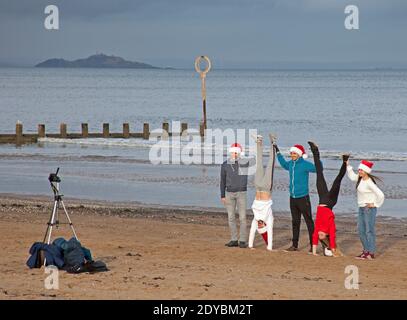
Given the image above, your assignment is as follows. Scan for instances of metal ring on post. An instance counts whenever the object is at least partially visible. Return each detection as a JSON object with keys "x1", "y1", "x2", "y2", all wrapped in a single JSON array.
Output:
[{"x1": 195, "y1": 56, "x2": 211, "y2": 77}]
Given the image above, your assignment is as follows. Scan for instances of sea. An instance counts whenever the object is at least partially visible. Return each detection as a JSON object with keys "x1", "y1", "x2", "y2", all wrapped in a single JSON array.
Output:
[{"x1": 0, "y1": 67, "x2": 406, "y2": 218}]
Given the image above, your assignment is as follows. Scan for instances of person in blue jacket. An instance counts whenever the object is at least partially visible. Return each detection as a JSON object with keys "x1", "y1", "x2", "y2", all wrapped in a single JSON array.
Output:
[{"x1": 274, "y1": 143, "x2": 320, "y2": 252}]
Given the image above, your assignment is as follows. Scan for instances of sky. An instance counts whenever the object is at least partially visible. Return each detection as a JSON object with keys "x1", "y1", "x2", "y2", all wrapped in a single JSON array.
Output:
[{"x1": 0, "y1": 0, "x2": 406, "y2": 69}]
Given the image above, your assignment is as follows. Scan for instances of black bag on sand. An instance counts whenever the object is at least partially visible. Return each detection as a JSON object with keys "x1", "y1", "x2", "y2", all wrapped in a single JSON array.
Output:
[
  {"x1": 65, "y1": 260, "x2": 109, "y2": 274},
  {"x1": 65, "y1": 263, "x2": 87, "y2": 274},
  {"x1": 61, "y1": 238, "x2": 108, "y2": 274},
  {"x1": 63, "y1": 239, "x2": 86, "y2": 268},
  {"x1": 84, "y1": 260, "x2": 109, "y2": 273}
]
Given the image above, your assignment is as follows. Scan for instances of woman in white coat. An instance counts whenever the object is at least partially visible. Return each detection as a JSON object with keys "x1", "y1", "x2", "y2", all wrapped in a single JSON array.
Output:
[{"x1": 347, "y1": 159, "x2": 385, "y2": 260}]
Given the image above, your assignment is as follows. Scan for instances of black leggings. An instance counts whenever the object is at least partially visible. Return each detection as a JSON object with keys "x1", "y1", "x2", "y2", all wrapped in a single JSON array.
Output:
[{"x1": 311, "y1": 148, "x2": 346, "y2": 210}]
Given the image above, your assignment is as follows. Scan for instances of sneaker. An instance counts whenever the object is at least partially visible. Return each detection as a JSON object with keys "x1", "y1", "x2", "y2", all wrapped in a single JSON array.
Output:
[
  {"x1": 269, "y1": 133, "x2": 277, "y2": 144},
  {"x1": 366, "y1": 252, "x2": 375, "y2": 260},
  {"x1": 251, "y1": 134, "x2": 263, "y2": 143},
  {"x1": 355, "y1": 251, "x2": 368, "y2": 260},
  {"x1": 284, "y1": 246, "x2": 298, "y2": 252},
  {"x1": 307, "y1": 141, "x2": 318, "y2": 150},
  {"x1": 307, "y1": 141, "x2": 320, "y2": 158},
  {"x1": 239, "y1": 242, "x2": 248, "y2": 248},
  {"x1": 225, "y1": 240, "x2": 239, "y2": 247}
]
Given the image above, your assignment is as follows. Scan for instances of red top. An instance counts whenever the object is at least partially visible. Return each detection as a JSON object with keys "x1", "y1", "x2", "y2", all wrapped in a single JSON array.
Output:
[{"x1": 312, "y1": 206, "x2": 336, "y2": 249}]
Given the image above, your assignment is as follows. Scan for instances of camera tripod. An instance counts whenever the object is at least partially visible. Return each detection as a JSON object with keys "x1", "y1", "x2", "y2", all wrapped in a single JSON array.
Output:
[{"x1": 43, "y1": 168, "x2": 79, "y2": 245}]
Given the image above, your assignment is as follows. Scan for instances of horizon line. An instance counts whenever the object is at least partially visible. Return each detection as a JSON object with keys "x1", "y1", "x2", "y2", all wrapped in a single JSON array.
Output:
[{"x1": 1, "y1": 65, "x2": 407, "y2": 71}]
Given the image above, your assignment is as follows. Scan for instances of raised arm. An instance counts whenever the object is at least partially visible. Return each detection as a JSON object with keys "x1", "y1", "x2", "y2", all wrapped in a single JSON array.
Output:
[
  {"x1": 266, "y1": 215, "x2": 273, "y2": 251},
  {"x1": 346, "y1": 165, "x2": 359, "y2": 182},
  {"x1": 328, "y1": 217, "x2": 337, "y2": 249},
  {"x1": 277, "y1": 152, "x2": 289, "y2": 171},
  {"x1": 248, "y1": 218, "x2": 257, "y2": 249},
  {"x1": 307, "y1": 161, "x2": 316, "y2": 173}
]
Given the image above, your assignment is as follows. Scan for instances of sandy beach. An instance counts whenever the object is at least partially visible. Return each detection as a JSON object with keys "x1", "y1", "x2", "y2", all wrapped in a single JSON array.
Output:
[{"x1": 0, "y1": 194, "x2": 406, "y2": 300}]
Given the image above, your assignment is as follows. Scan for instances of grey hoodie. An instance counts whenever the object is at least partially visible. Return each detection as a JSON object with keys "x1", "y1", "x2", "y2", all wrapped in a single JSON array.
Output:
[{"x1": 220, "y1": 158, "x2": 249, "y2": 198}]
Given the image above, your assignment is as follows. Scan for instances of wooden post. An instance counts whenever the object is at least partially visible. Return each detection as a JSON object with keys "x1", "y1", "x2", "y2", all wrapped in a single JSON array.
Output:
[
  {"x1": 203, "y1": 98, "x2": 207, "y2": 130},
  {"x1": 143, "y1": 123, "x2": 150, "y2": 140},
  {"x1": 103, "y1": 123, "x2": 110, "y2": 138},
  {"x1": 38, "y1": 124, "x2": 45, "y2": 138},
  {"x1": 123, "y1": 123, "x2": 130, "y2": 138},
  {"x1": 60, "y1": 123, "x2": 67, "y2": 138},
  {"x1": 181, "y1": 123, "x2": 188, "y2": 135},
  {"x1": 162, "y1": 122, "x2": 169, "y2": 140},
  {"x1": 195, "y1": 56, "x2": 211, "y2": 131},
  {"x1": 81, "y1": 123, "x2": 88, "y2": 138},
  {"x1": 199, "y1": 122, "x2": 205, "y2": 137},
  {"x1": 16, "y1": 122, "x2": 23, "y2": 143}
]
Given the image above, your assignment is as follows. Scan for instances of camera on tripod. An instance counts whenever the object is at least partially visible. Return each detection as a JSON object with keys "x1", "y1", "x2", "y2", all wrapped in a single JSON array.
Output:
[
  {"x1": 48, "y1": 168, "x2": 61, "y2": 195},
  {"x1": 48, "y1": 168, "x2": 61, "y2": 183},
  {"x1": 43, "y1": 167, "x2": 79, "y2": 248}
]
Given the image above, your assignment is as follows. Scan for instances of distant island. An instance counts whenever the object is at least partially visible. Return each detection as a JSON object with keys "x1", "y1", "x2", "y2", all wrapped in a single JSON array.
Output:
[{"x1": 35, "y1": 53, "x2": 164, "y2": 69}]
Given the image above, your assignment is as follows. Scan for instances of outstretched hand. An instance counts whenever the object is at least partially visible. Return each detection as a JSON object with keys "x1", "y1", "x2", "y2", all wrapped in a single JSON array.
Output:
[{"x1": 269, "y1": 134, "x2": 279, "y2": 153}]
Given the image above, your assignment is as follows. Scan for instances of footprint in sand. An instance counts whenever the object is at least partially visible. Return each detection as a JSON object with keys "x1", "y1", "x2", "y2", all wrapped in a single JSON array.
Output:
[
  {"x1": 303, "y1": 277, "x2": 324, "y2": 282},
  {"x1": 142, "y1": 281, "x2": 159, "y2": 288},
  {"x1": 125, "y1": 252, "x2": 142, "y2": 257},
  {"x1": 202, "y1": 283, "x2": 214, "y2": 288},
  {"x1": 98, "y1": 256, "x2": 117, "y2": 262}
]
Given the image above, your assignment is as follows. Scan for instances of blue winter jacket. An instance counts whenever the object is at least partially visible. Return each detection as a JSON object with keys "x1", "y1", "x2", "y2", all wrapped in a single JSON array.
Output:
[
  {"x1": 26, "y1": 242, "x2": 65, "y2": 269},
  {"x1": 277, "y1": 153, "x2": 320, "y2": 198}
]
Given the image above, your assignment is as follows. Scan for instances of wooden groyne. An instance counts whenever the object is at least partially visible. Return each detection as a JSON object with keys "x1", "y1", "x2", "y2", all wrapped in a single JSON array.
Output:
[{"x1": 0, "y1": 122, "x2": 204, "y2": 145}]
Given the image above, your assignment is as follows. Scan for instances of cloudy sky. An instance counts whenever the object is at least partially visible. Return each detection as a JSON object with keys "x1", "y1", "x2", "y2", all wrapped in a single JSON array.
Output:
[{"x1": 0, "y1": 0, "x2": 406, "y2": 68}]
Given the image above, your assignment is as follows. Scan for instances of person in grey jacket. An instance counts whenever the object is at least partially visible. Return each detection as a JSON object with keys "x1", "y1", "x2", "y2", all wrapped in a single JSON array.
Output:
[{"x1": 220, "y1": 143, "x2": 249, "y2": 248}]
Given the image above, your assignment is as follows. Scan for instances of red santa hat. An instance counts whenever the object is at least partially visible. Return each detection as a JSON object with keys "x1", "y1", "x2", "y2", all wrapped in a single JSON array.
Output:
[
  {"x1": 358, "y1": 160, "x2": 374, "y2": 174},
  {"x1": 289, "y1": 144, "x2": 308, "y2": 159},
  {"x1": 229, "y1": 143, "x2": 244, "y2": 155}
]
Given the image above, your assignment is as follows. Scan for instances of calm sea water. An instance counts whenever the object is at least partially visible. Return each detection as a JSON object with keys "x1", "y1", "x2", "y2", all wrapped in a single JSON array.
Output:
[{"x1": 0, "y1": 68, "x2": 406, "y2": 217}]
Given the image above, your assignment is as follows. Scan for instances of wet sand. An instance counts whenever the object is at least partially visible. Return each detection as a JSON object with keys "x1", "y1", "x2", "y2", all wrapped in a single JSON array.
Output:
[{"x1": 0, "y1": 194, "x2": 406, "y2": 300}]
